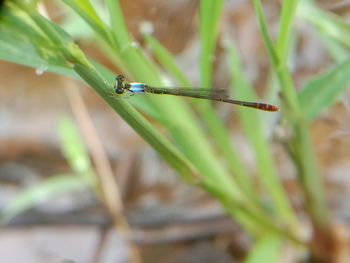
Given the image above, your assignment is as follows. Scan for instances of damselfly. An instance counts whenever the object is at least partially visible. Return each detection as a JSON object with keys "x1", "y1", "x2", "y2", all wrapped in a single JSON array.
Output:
[{"x1": 113, "y1": 75, "x2": 278, "y2": 112}]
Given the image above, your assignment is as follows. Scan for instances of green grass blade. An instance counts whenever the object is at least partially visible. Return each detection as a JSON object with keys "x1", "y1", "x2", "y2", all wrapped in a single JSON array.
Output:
[
  {"x1": 0, "y1": 3, "x2": 78, "y2": 76},
  {"x1": 144, "y1": 34, "x2": 191, "y2": 86},
  {"x1": 292, "y1": 122, "x2": 329, "y2": 227},
  {"x1": 199, "y1": 0, "x2": 224, "y2": 86},
  {"x1": 59, "y1": 118, "x2": 92, "y2": 175},
  {"x1": 320, "y1": 34, "x2": 350, "y2": 63},
  {"x1": 298, "y1": 0, "x2": 350, "y2": 50},
  {"x1": 251, "y1": 0, "x2": 279, "y2": 67},
  {"x1": 276, "y1": 0, "x2": 299, "y2": 63},
  {"x1": 299, "y1": 59, "x2": 350, "y2": 121},
  {"x1": 62, "y1": 0, "x2": 113, "y2": 44},
  {"x1": 106, "y1": 0, "x2": 131, "y2": 47},
  {"x1": 105, "y1": 0, "x2": 160, "y2": 82},
  {"x1": 252, "y1": 0, "x2": 300, "y2": 114},
  {"x1": 1, "y1": 174, "x2": 90, "y2": 224},
  {"x1": 1, "y1": 3, "x2": 51, "y2": 46},
  {"x1": 0, "y1": 29, "x2": 76, "y2": 77}
]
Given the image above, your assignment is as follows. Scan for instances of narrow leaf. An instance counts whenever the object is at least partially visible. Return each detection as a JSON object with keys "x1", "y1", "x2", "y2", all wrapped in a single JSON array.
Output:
[{"x1": 299, "y1": 59, "x2": 350, "y2": 120}]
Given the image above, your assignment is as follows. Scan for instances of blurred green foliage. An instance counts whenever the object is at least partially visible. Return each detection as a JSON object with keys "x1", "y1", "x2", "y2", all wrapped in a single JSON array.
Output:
[{"x1": 1, "y1": 0, "x2": 350, "y2": 261}]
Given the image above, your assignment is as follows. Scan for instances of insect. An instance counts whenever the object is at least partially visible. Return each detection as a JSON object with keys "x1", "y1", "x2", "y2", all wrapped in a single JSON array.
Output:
[{"x1": 113, "y1": 75, "x2": 278, "y2": 112}]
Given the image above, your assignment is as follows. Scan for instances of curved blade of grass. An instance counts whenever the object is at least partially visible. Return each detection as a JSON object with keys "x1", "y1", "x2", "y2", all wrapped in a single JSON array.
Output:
[
  {"x1": 298, "y1": 0, "x2": 350, "y2": 50},
  {"x1": 0, "y1": 27, "x2": 77, "y2": 77},
  {"x1": 297, "y1": 1, "x2": 350, "y2": 62},
  {"x1": 2, "y1": 116, "x2": 100, "y2": 224},
  {"x1": 1, "y1": 174, "x2": 90, "y2": 224},
  {"x1": 320, "y1": 34, "x2": 350, "y2": 63},
  {"x1": 1, "y1": 3, "x2": 52, "y2": 47},
  {"x1": 299, "y1": 59, "x2": 350, "y2": 121},
  {"x1": 0, "y1": 3, "x2": 78, "y2": 77},
  {"x1": 13, "y1": 2, "x2": 74, "y2": 48},
  {"x1": 62, "y1": 0, "x2": 113, "y2": 45}
]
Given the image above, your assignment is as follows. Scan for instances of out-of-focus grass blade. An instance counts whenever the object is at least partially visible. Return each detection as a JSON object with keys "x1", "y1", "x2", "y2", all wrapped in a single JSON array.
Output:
[
  {"x1": 199, "y1": 0, "x2": 224, "y2": 86},
  {"x1": 297, "y1": 0, "x2": 350, "y2": 63},
  {"x1": 11, "y1": 1, "x2": 91, "y2": 70},
  {"x1": 13, "y1": 1, "x2": 74, "y2": 47},
  {"x1": 105, "y1": 0, "x2": 160, "y2": 83},
  {"x1": 320, "y1": 34, "x2": 350, "y2": 63},
  {"x1": 106, "y1": 0, "x2": 131, "y2": 48},
  {"x1": 297, "y1": 0, "x2": 350, "y2": 62},
  {"x1": 1, "y1": 174, "x2": 89, "y2": 224},
  {"x1": 62, "y1": 0, "x2": 112, "y2": 44},
  {"x1": 144, "y1": 34, "x2": 190, "y2": 86},
  {"x1": 0, "y1": 29, "x2": 77, "y2": 77},
  {"x1": 252, "y1": 0, "x2": 300, "y2": 114},
  {"x1": 251, "y1": 0, "x2": 279, "y2": 67},
  {"x1": 59, "y1": 118, "x2": 92, "y2": 176},
  {"x1": 244, "y1": 235, "x2": 282, "y2": 263},
  {"x1": 298, "y1": 0, "x2": 350, "y2": 50},
  {"x1": 299, "y1": 59, "x2": 350, "y2": 121},
  {"x1": 1, "y1": 3, "x2": 51, "y2": 47},
  {"x1": 276, "y1": 0, "x2": 299, "y2": 63},
  {"x1": 0, "y1": 3, "x2": 77, "y2": 77}
]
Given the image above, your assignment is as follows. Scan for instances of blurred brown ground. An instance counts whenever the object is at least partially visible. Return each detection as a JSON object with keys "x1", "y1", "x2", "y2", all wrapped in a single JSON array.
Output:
[{"x1": 0, "y1": 1, "x2": 350, "y2": 262}]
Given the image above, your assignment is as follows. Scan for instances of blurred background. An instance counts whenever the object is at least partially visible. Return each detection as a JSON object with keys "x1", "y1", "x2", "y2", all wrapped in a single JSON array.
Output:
[{"x1": 1, "y1": 0, "x2": 350, "y2": 262}]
